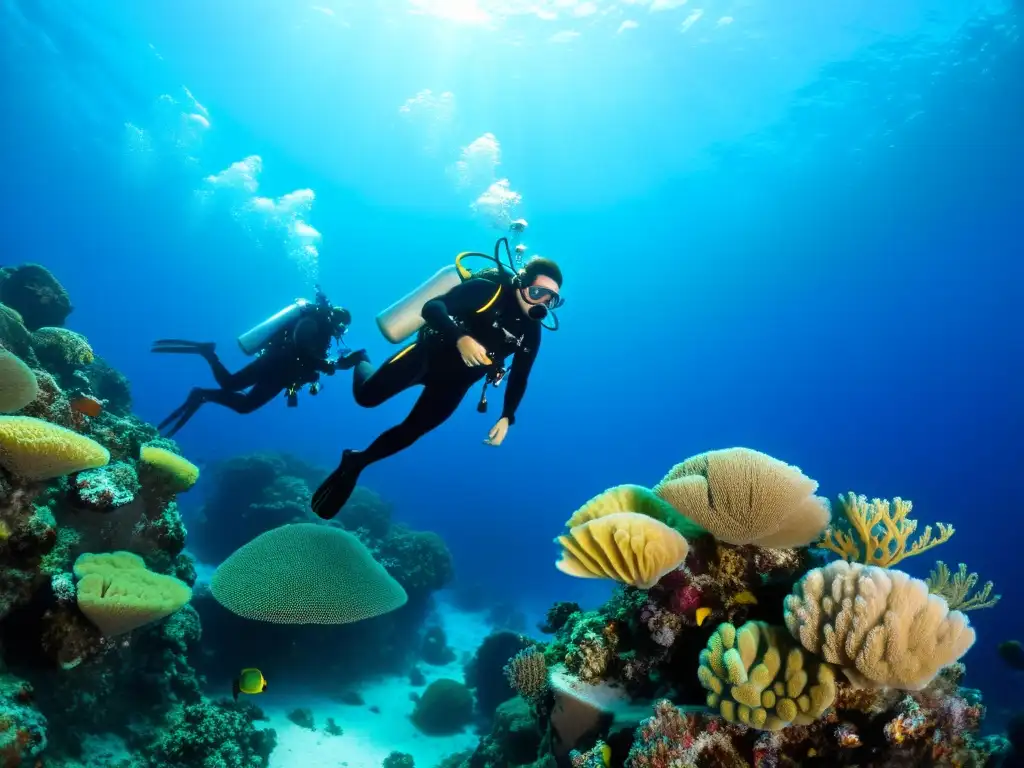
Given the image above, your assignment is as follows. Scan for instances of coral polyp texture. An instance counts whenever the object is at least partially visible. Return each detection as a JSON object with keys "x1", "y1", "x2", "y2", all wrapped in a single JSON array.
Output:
[
  {"x1": 653, "y1": 447, "x2": 831, "y2": 548},
  {"x1": 210, "y1": 523, "x2": 408, "y2": 624}
]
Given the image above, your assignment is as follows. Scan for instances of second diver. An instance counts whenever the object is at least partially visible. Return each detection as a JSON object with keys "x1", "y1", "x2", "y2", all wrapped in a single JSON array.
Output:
[{"x1": 152, "y1": 287, "x2": 362, "y2": 437}]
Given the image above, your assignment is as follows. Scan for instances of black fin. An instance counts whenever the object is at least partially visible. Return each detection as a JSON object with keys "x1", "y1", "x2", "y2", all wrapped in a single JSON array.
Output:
[
  {"x1": 232, "y1": 678, "x2": 240, "y2": 701},
  {"x1": 311, "y1": 450, "x2": 364, "y2": 520}
]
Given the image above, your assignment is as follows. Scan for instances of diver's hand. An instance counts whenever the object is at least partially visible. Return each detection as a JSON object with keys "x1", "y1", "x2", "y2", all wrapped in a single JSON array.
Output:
[
  {"x1": 484, "y1": 417, "x2": 509, "y2": 447},
  {"x1": 456, "y1": 336, "x2": 491, "y2": 367}
]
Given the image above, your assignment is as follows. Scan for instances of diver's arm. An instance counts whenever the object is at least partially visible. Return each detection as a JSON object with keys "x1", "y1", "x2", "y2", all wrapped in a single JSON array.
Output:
[
  {"x1": 500, "y1": 332, "x2": 541, "y2": 426},
  {"x1": 421, "y1": 279, "x2": 499, "y2": 341}
]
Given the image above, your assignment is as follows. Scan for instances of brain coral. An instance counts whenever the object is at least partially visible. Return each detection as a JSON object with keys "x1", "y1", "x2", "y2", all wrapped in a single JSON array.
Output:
[{"x1": 210, "y1": 523, "x2": 408, "y2": 624}]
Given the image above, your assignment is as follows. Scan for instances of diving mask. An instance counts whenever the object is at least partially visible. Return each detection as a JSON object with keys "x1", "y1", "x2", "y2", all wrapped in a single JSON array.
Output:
[{"x1": 522, "y1": 284, "x2": 564, "y2": 309}]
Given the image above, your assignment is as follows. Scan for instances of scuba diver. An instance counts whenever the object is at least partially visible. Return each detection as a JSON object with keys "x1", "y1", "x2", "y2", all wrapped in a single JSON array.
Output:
[
  {"x1": 310, "y1": 228, "x2": 564, "y2": 520},
  {"x1": 152, "y1": 287, "x2": 359, "y2": 438}
]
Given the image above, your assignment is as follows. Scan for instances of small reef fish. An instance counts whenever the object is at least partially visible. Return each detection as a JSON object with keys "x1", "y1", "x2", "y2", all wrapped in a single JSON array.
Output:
[
  {"x1": 695, "y1": 607, "x2": 712, "y2": 626},
  {"x1": 70, "y1": 395, "x2": 103, "y2": 418},
  {"x1": 233, "y1": 668, "x2": 267, "y2": 700}
]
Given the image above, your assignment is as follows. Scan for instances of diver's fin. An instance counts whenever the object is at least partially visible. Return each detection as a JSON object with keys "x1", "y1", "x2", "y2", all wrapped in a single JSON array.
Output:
[
  {"x1": 158, "y1": 390, "x2": 206, "y2": 438},
  {"x1": 311, "y1": 450, "x2": 365, "y2": 520},
  {"x1": 232, "y1": 678, "x2": 240, "y2": 701},
  {"x1": 151, "y1": 340, "x2": 216, "y2": 355}
]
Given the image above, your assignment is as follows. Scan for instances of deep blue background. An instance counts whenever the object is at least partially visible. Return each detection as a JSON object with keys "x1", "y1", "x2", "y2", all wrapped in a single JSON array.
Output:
[{"x1": 1, "y1": 0, "x2": 1020, "y2": 721}]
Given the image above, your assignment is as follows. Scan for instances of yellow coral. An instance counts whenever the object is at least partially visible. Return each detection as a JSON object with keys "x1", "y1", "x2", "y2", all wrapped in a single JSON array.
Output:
[
  {"x1": 555, "y1": 512, "x2": 689, "y2": 589},
  {"x1": 817, "y1": 492, "x2": 954, "y2": 567},
  {"x1": 697, "y1": 620, "x2": 837, "y2": 731},
  {"x1": 140, "y1": 445, "x2": 199, "y2": 491},
  {"x1": 565, "y1": 484, "x2": 707, "y2": 539},
  {"x1": 926, "y1": 561, "x2": 1000, "y2": 612},
  {"x1": 0, "y1": 415, "x2": 109, "y2": 480},
  {"x1": 73, "y1": 550, "x2": 191, "y2": 636},
  {"x1": 0, "y1": 348, "x2": 38, "y2": 413}
]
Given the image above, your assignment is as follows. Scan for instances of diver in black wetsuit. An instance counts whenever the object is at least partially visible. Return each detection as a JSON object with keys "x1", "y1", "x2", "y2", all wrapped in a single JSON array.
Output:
[
  {"x1": 152, "y1": 288, "x2": 359, "y2": 438},
  {"x1": 310, "y1": 256, "x2": 565, "y2": 520}
]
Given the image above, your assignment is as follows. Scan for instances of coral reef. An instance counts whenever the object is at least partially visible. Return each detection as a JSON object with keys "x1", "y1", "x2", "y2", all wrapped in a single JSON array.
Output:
[
  {"x1": 0, "y1": 263, "x2": 271, "y2": 766},
  {"x1": 452, "y1": 452, "x2": 1003, "y2": 768}
]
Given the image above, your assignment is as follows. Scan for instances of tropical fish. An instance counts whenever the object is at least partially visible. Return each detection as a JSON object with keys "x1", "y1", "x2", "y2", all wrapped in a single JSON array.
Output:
[
  {"x1": 233, "y1": 668, "x2": 267, "y2": 700},
  {"x1": 695, "y1": 606, "x2": 712, "y2": 626},
  {"x1": 70, "y1": 395, "x2": 103, "y2": 418}
]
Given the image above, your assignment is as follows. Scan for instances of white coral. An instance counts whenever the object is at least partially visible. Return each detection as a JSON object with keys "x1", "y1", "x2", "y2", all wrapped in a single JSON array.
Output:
[{"x1": 783, "y1": 561, "x2": 975, "y2": 690}]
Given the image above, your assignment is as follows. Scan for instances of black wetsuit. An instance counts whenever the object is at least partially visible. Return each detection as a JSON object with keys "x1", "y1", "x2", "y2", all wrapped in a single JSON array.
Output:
[
  {"x1": 154, "y1": 314, "x2": 338, "y2": 437},
  {"x1": 311, "y1": 277, "x2": 541, "y2": 519}
]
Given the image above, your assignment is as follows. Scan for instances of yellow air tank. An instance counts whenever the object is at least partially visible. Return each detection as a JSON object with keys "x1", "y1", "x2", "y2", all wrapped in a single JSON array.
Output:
[{"x1": 375, "y1": 264, "x2": 463, "y2": 344}]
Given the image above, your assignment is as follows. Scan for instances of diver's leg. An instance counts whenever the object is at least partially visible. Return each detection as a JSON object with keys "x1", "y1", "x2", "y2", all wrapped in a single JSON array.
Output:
[
  {"x1": 350, "y1": 343, "x2": 426, "y2": 408},
  {"x1": 201, "y1": 378, "x2": 283, "y2": 415},
  {"x1": 151, "y1": 339, "x2": 267, "y2": 390},
  {"x1": 311, "y1": 379, "x2": 471, "y2": 520}
]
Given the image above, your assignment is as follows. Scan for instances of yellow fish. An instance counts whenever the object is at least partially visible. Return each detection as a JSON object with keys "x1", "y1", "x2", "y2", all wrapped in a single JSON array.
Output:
[
  {"x1": 732, "y1": 591, "x2": 758, "y2": 606},
  {"x1": 599, "y1": 742, "x2": 611, "y2": 766},
  {"x1": 233, "y1": 668, "x2": 267, "y2": 701},
  {"x1": 696, "y1": 607, "x2": 712, "y2": 626}
]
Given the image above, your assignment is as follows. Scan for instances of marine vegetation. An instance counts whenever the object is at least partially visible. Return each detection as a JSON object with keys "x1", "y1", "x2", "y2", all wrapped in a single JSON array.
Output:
[{"x1": 441, "y1": 446, "x2": 1008, "y2": 768}]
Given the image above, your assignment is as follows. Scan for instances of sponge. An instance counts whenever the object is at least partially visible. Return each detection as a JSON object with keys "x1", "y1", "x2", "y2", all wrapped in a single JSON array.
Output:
[
  {"x1": 73, "y1": 551, "x2": 192, "y2": 636},
  {"x1": 0, "y1": 415, "x2": 109, "y2": 480}
]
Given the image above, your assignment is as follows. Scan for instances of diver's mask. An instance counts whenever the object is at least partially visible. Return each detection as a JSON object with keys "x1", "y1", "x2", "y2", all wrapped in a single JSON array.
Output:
[{"x1": 520, "y1": 284, "x2": 564, "y2": 320}]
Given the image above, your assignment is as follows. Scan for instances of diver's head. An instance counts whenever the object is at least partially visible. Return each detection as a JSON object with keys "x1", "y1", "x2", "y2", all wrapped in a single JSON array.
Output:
[
  {"x1": 514, "y1": 256, "x2": 564, "y2": 321},
  {"x1": 329, "y1": 306, "x2": 352, "y2": 335}
]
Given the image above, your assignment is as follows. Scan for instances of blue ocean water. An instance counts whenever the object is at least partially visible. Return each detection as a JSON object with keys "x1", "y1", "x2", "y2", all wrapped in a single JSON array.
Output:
[{"x1": 1, "y1": 0, "x2": 1021, "y2": 733}]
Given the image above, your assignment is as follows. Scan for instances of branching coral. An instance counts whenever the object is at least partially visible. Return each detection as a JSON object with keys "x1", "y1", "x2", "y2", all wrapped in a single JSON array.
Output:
[
  {"x1": 817, "y1": 492, "x2": 954, "y2": 567},
  {"x1": 504, "y1": 647, "x2": 549, "y2": 703},
  {"x1": 926, "y1": 561, "x2": 1000, "y2": 612}
]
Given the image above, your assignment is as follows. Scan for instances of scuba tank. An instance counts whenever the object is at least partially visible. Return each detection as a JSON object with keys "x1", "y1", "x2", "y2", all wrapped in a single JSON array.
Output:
[
  {"x1": 237, "y1": 299, "x2": 313, "y2": 356},
  {"x1": 374, "y1": 221, "x2": 541, "y2": 345},
  {"x1": 375, "y1": 266, "x2": 462, "y2": 344}
]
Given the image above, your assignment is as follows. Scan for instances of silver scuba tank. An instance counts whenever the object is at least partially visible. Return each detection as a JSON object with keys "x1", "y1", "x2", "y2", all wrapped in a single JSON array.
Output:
[
  {"x1": 375, "y1": 264, "x2": 462, "y2": 344},
  {"x1": 237, "y1": 299, "x2": 312, "y2": 356}
]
